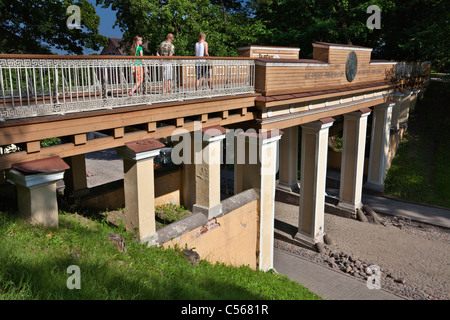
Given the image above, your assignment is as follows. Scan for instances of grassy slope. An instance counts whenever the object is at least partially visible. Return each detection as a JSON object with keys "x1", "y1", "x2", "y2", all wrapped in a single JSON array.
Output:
[
  {"x1": 384, "y1": 79, "x2": 450, "y2": 208},
  {"x1": 0, "y1": 211, "x2": 321, "y2": 300}
]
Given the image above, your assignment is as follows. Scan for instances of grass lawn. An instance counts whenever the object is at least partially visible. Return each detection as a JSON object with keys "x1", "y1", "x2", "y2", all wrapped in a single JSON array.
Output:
[
  {"x1": 0, "y1": 210, "x2": 321, "y2": 300},
  {"x1": 384, "y1": 78, "x2": 450, "y2": 208}
]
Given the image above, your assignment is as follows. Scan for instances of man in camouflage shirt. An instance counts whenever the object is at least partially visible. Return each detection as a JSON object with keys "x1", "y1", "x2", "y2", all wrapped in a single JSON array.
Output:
[
  {"x1": 157, "y1": 34, "x2": 175, "y2": 93},
  {"x1": 157, "y1": 33, "x2": 175, "y2": 57}
]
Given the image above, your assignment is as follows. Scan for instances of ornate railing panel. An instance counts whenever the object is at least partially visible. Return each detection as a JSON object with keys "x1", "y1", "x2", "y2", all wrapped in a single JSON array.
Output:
[
  {"x1": 0, "y1": 56, "x2": 255, "y2": 120},
  {"x1": 395, "y1": 61, "x2": 431, "y2": 79}
]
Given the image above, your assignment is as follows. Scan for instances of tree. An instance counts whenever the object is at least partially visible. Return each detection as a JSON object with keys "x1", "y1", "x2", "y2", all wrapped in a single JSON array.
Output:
[
  {"x1": 97, "y1": 0, "x2": 266, "y2": 56},
  {"x1": 250, "y1": 0, "x2": 395, "y2": 58},
  {"x1": 0, "y1": 0, "x2": 107, "y2": 54},
  {"x1": 380, "y1": 0, "x2": 450, "y2": 71},
  {"x1": 250, "y1": 0, "x2": 448, "y2": 70}
]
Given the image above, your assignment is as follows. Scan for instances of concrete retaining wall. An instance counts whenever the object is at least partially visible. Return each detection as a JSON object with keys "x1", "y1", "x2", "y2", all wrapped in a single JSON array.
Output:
[{"x1": 159, "y1": 188, "x2": 260, "y2": 269}]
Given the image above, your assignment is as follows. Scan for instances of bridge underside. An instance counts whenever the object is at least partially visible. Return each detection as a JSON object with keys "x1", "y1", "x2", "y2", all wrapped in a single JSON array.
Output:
[{"x1": 0, "y1": 42, "x2": 429, "y2": 270}]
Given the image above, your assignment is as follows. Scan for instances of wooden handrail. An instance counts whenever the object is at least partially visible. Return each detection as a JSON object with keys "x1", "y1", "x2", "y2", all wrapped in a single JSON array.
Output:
[{"x1": 0, "y1": 54, "x2": 255, "y2": 60}]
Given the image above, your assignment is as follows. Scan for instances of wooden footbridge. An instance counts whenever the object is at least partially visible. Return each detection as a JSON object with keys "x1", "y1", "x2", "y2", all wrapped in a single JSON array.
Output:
[{"x1": 0, "y1": 42, "x2": 429, "y2": 270}]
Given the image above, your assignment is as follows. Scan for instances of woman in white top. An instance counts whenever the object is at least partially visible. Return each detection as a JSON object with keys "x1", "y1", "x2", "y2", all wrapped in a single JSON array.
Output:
[{"x1": 195, "y1": 33, "x2": 211, "y2": 89}]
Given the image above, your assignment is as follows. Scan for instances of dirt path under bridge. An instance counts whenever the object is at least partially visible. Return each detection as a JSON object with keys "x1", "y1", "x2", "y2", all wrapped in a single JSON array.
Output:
[
  {"x1": 82, "y1": 143, "x2": 450, "y2": 300},
  {"x1": 275, "y1": 201, "x2": 450, "y2": 300}
]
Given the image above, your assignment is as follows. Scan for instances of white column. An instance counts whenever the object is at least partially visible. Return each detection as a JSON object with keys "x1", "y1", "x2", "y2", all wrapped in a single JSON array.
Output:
[
  {"x1": 117, "y1": 139, "x2": 164, "y2": 244},
  {"x1": 398, "y1": 90, "x2": 413, "y2": 124},
  {"x1": 338, "y1": 109, "x2": 371, "y2": 212},
  {"x1": 234, "y1": 129, "x2": 283, "y2": 271},
  {"x1": 365, "y1": 103, "x2": 394, "y2": 191},
  {"x1": 295, "y1": 119, "x2": 334, "y2": 248},
  {"x1": 278, "y1": 126, "x2": 299, "y2": 192},
  {"x1": 391, "y1": 92, "x2": 404, "y2": 130},
  {"x1": 410, "y1": 88, "x2": 420, "y2": 113},
  {"x1": 192, "y1": 126, "x2": 227, "y2": 219}
]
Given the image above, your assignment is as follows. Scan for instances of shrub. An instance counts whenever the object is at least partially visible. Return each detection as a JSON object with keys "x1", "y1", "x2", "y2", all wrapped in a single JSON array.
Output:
[{"x1": 155, "y1": 203, "x2": 190, "y2": 225}]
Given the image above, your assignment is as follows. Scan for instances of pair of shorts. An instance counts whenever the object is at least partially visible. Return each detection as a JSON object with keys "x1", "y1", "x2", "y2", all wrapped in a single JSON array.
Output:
[
  {"x1": 162, "y1": 63, "x2": 173, "y2": 80},
  {"x1": 196, "y1": 65, "x2": 210, "y2": 79}
]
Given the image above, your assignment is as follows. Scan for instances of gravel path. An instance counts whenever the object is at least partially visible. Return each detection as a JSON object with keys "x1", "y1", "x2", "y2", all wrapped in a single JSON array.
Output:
[{"x1": 274, "y1": 202, "x2": 450, "y2": 300}]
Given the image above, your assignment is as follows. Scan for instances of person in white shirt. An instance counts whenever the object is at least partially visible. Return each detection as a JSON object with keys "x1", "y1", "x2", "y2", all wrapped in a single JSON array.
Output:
[{"x1": 195, "y1": 32, "x2": 211, "y2": 89}]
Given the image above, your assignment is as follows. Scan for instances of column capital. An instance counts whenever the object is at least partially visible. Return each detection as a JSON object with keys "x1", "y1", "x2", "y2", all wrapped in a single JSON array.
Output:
[
  {"x1": 117, "y1": 138, "x2": 165, "y2": 161},
  {"x1": 301, "y1": 118, "x2": 335, "y2": 131},
  {"x1": 393, "y1": 92, "x2": 404, "y2": 101},
  {"x1": 345, "y1": 107, "x2": 371, "y2": 119},
  {"x1": 201, "y1": 125, "x2": 227, "y2": 143},
  {"x1": 239, "y1": 129, "x2": 283, "y2": 145},
  {"x1": 7, "y1": 156, "x2": 69, "y2": 189},
  {"x1": 7, "y1": 169, "x2": 65, "y2": 189},
  {"x1": 374, "y1": 101, "x2": 396, "y2": 110},
  {"x1": 404, "y1": 90, "x2": 413, "y2": 95}
]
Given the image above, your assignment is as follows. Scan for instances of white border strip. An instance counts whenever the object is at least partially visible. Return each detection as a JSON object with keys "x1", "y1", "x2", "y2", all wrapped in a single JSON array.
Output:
[
  {"x1": 238, "y1": 46, "x2": 301, "y2": 52},
  {"x1": 261, "y1": 93, "x2": 392, "y2": 125},
  {"x1": 370, "y1": 61, "x2": 397, "y2": 65},
  {"x1": 255, "y1": 60, "x2": 330, "y2": 67},
  {"x1": 7, "y1": 168, "x2": 65, "y2": 189},
  {"x1": 313, "y1": 43, "x2": 373, "y2": 52}
]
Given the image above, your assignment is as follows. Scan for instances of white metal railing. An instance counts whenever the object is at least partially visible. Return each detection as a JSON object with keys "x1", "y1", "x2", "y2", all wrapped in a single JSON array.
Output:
[
  {"x1": 395, "y1": 61, "x2": 431, "y2": 79},
  {"x1": 0, "y1": 56, "x2": 255, "y2": 120}
]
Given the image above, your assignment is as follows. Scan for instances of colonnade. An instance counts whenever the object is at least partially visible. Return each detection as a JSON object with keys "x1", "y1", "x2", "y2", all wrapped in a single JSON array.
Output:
[
  {"x1": 4, "y1": 89, "x2": 419, "y2": 271},
  {"x1": 277, "y1": 91, "x2": 418, "y2": 250}
]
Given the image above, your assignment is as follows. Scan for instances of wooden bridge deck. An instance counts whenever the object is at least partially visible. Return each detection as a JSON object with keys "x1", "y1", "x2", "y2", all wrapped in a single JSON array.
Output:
[{"x1": 0, "y1": 42, "x2": 430, "y2": 171}]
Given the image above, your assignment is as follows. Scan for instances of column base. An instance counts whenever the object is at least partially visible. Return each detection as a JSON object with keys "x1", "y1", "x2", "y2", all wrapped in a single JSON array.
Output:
[
  {"x1": 193, "y1": 203, "x2": 223, "y2": 219},
  {"x1": 294, "y1": 231, "x2": 320, "y2": 249},
  {"x1": 142, "y1": 232, "x2": 159, "y2": 247},
  {"x1": 337, "y1": 201, "x2": 360, "y2": 218}
]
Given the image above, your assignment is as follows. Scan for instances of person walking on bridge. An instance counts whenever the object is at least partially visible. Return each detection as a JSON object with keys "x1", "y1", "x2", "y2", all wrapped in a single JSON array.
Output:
[
  {"x1": 129, "y1": 36, "x2": 146, "y2": 96},
  {"x1": 195, "y1": 32, "x2": 211, "y2": 89},
  {"x1": 157, "y1": 33, "x2": 175, "y2": 94}
]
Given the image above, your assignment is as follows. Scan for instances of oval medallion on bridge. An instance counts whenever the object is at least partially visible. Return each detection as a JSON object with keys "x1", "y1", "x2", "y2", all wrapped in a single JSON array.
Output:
[{"x1": 346, "y1": 51, "x2": 358, "y2": 82}]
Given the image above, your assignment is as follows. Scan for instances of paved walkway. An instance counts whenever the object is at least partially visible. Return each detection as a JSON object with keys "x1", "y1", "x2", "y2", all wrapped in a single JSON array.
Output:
[
  {"x1": 274, "y1": 249, "x2": 405, "y2": 300},
  {"x1": 326, "y1": 186, "x2": 450, "y2": 229},
  {"x1": 362, "y1": 193, "x2": 450, "y2": 229}
]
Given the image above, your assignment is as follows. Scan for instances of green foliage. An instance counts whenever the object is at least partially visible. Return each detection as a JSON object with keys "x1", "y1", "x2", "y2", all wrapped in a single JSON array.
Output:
[
  {"x1": 384, "y1": 80, "x2": 450, "y2": 208},
  {"x1": 1, "y1": 0, "x2": 447, "y2": 70},
  {"x1": 250, "y1": 0, "x2": 394, "y2": 58},
  {"x1": 380, "y1": 0, "x2": 450, "y2": 71},
  {"x1": 0, "y1": 0, "x2": 107, "y2": 54},
  {"x1": 0, "y1": 210, "x2": 321, "y2": 300},
  {"x1": 155, "y1": 203, "x2": 191, "y2": 225},
  {"x1": 97, "y1": 0, "x2": 266, "y2": 56},
  {"x1": 251, "y1": 0, "x2": 448, "y2": 70},
  {"x1": 40, "y1": 138, "x2": 61, "y2": 148}
]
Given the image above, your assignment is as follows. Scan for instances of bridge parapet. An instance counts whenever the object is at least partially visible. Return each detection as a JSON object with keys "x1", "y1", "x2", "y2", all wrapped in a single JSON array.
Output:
[{"x1": 0, "y1": 55, "x2": 255, "y2": 120}]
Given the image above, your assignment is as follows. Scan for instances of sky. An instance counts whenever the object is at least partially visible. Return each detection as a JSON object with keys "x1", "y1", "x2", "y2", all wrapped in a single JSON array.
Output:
[{"x1": 91, "y1": 1, "x2": 123, "y2": 40}]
